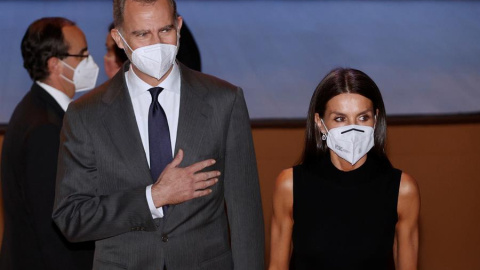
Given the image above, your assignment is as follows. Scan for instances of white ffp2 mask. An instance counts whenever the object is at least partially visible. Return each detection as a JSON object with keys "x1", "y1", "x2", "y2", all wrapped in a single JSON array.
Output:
[
  {"x1": 61, "y1": 55, "x2": 99, "y2": 92},
  {"x1": 321, "y1": 119, "x2": 375, "y2": 165},
  {"x1": 117, "y1": 31, "x2": 178, "y2": 80}
]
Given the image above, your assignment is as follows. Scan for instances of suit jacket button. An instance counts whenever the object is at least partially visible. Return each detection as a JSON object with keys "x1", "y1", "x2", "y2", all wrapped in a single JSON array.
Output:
[{"x1": 162, "y1": 234, "x2": 168, "y2": 242}]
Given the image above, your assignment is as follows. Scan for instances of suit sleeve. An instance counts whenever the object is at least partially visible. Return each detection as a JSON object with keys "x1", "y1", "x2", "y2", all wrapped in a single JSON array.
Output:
[
  {"x1": 223, "y1": 88, "x2": 265, "y2": 269},
  {"x1": 52, "y1": 105, "x2": 156, "y2": 242}
]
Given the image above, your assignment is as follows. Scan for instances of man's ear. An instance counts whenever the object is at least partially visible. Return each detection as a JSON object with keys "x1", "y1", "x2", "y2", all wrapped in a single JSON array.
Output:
[
  {"x1": 176, "y1": 15, "x2": 183, "y2": 36},
  {"x1": 47, "y1": 57, "x2": 62, "y2": 76},
  {"x1": 111, "y1": 28, "x2": 125, "y2": 50}
]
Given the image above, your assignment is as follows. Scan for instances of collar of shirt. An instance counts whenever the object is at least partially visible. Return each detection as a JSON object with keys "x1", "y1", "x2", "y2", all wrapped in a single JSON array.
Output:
[
  {"x1": 35, "y1": 81, "x2": 72, "y2": 112},
  {"x1": 125, "y1": 61, "x2": 181, "y2": 98}
]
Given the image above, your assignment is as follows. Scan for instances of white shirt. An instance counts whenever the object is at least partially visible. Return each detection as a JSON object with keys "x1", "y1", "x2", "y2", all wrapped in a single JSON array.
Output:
[
  {"x1": 36, "y1": 81, "x2": 72, "y2": 112},
  {"x1": 125, "y1": 62, "x2": 181, "y2": 219}
]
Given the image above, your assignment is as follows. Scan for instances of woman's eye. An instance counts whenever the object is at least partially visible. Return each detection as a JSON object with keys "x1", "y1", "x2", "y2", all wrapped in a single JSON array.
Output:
[
  {"x1": 359, "y1": 115, "x2": 370, "y2": 121},
  {"x1": 334, "y1": 117, "x2": 344, "y2": 122}
]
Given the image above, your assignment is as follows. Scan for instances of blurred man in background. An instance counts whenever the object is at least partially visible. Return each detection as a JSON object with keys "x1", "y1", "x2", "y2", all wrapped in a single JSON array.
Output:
[{"x1": 0, "y1": 17, "x2": 96, "y2": 269}]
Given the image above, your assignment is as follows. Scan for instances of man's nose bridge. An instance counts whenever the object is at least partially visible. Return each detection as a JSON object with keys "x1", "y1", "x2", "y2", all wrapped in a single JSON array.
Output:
[{"x1": 152, "y1": 31, "x2": 166, "y2": 44}]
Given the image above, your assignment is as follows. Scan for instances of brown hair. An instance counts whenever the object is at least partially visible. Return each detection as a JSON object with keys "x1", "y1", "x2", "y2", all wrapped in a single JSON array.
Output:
[
  {"x1": 300, "y1": 68, "x2": 391, "y2": 166},
  {"x1": 113, "y1": 0, "x2": 178, "y2": 29},
  {"x1": 21, "y1": 17, "x2": 75, "y2": 81}
]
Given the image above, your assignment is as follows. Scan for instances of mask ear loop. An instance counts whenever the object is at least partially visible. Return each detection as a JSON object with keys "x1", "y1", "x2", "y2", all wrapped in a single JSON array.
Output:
[
  {"x1": 59, "y1": 58, "x2": 78, "y2": 85},
  {"x1": 60, "y1": 60, "x2": 75, "y2": 71},
  {"x1": 320, "y1": 119, "x2": 329, "y2": 141},
  {"x1": 116, "y1": 30, "x2": 134, "y2": 53}
]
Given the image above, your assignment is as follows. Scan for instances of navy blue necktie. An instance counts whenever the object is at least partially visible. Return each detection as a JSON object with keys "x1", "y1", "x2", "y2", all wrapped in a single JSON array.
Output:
[{"x1": 148, "y1": 87, "x2": 173, "y2": 213}]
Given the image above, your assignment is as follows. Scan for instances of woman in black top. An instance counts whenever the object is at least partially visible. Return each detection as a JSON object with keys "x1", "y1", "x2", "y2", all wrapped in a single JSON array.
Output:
[{"x1": 269, "y1": 68, "x2": 420, "y2": 270}]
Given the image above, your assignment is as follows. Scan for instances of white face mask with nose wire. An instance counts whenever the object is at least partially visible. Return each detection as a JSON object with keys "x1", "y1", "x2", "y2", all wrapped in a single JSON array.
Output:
[
  {"x1": 61, "y1": 55, "x2": 99, "y2": 92},
  {"x1": 321, "y1": 118, "x2": 375, "y2": 165},
  {"x1": 117, "y1": 30, "x2": 179, "y2": 80}
]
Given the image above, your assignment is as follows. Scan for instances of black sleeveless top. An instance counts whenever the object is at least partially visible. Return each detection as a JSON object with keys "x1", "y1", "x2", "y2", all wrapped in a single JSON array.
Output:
[{"x1": 291, "y1": 155, "x2": 401, "y2": 270}]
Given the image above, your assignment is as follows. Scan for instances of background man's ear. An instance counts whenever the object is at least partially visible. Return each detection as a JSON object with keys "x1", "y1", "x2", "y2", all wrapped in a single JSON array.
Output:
[{"x1": 47, "y1": 57, "x2": 62, "y2": 76}]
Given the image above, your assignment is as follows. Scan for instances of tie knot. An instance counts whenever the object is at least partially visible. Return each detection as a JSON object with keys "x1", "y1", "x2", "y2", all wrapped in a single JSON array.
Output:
[{"x1": 148, "y1": 87, "x2": 164, "y2": 103}]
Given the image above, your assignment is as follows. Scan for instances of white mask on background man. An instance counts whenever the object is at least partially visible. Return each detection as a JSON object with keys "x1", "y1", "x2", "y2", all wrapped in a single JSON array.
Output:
[
  {"x1": 117, "y1": 31, "x2": 179, "y2": 80},
  {"x1": 61, "y1": 55, "x2": 99, "y2": 92},
  {"x1": 321, "y1": 119, "x2": 375, "y2": 165}
]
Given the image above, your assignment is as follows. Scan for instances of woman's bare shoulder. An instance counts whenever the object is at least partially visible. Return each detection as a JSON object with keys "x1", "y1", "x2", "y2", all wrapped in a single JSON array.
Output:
[
  {"x1": 397, "y1": 171, "x2": 421, "y2": 219},
  {"x1": 274, "y1": 168, "x2": 294, "y2": 195},
  {"x1": 399, "y1": 172, "x2": 420, "y2": 198}
]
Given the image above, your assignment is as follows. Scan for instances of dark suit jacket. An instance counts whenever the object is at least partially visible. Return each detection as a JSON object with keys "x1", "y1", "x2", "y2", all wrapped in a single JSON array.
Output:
[
  {"x1": 53, "y1": 62, "x2": 265, "y2": 270},
  {"x1": 0, "y1": 83, "x2": 94, "y2": 269}
]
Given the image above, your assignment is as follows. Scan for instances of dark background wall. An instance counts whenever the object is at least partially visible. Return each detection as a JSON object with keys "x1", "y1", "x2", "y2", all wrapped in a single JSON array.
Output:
[{"x1": 1, "y1": 121, "x2": 480, "y2": 269}]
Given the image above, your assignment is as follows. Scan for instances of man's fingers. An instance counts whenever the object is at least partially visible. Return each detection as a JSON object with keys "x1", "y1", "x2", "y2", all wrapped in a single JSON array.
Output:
[
  {"x1": 193, "y1": 189, "x2": 213, "y2": 198},
  {"x1": 187, "y1": 158, "x2": 216, "y2": 173},
  {"x1": 194, "y1": 178, "x2": 218, "y2": 190},
  {"x1": 167, "y1": 149, "x2": 184, "y2": 168},
  {"x1": 194, "y1": 171, "x2": 221, "y2": 182}
]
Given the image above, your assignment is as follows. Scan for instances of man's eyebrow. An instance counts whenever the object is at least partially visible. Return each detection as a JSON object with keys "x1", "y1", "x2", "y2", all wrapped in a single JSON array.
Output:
[
  {"x1": 78, "y1": 47, "x2": 88, "y2": 55},
  {"x1": 131, "y1": 29, "x2": 151, "y2": 35},
  {"x1": 162, "y1": 24, "x2": 175, "y2": 30}
]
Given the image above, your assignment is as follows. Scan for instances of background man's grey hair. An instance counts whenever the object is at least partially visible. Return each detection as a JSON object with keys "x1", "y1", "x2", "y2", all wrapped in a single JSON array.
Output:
[{"x1": 113, "y1": 0, "x2": 178, "y2": 29}]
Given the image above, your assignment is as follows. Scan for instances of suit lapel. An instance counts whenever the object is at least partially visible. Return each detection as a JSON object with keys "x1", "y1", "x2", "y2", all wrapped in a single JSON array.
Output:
[
  {"x1": 100, "y1": 63, "x2": 213, "y2": 218},
  {"x1": 165, "y1": 64, "x2": 213, "y2": 218},
  {"x1": 174, "y1": 72, "x2": 212, "y2": 158},
  {"x1": 101, "y1": 68, "x2": 153, "y2": 186}
]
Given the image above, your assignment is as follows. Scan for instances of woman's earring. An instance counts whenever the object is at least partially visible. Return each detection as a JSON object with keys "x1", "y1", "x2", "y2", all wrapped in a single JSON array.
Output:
[{"x1": 321, "y1": 133, "x2": 327, "y2": 141}]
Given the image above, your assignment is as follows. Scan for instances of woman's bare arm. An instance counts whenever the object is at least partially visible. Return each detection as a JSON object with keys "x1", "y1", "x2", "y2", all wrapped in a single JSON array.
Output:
[
  {"x1": 269, "y1": 168, "x2": 294, "y2": 270},
  {"x1": 395, "y1": 172, "x2": 420, "y2": 270}
]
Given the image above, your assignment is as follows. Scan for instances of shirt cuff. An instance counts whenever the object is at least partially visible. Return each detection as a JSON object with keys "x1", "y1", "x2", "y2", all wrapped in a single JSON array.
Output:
[{"x1": 146, "y1": 185, "x2": 164, "y2": 218}]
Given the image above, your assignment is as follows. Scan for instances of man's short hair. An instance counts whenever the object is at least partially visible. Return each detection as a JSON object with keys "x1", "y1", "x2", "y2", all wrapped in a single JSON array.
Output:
[
  {"x1": 21, "y1": 17, "x2": 75, "y2": 81},
  {"x1": 113, "y1": 0, "x2": 178, "y2": 29},
  {"x1": 108, "y1": 22, "x2": 129, "y2": 65}
]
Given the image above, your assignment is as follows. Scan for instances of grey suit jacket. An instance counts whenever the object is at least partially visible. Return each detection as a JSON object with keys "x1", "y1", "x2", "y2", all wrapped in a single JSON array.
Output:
[{"x1": 53, "y1": 62, "x2": 265, "y2": 270}]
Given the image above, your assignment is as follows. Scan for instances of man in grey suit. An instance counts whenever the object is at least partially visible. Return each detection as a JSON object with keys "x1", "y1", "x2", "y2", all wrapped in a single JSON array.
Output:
[{"x1": 52, "y1": 0, "x2": 265, "y2": 269}]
